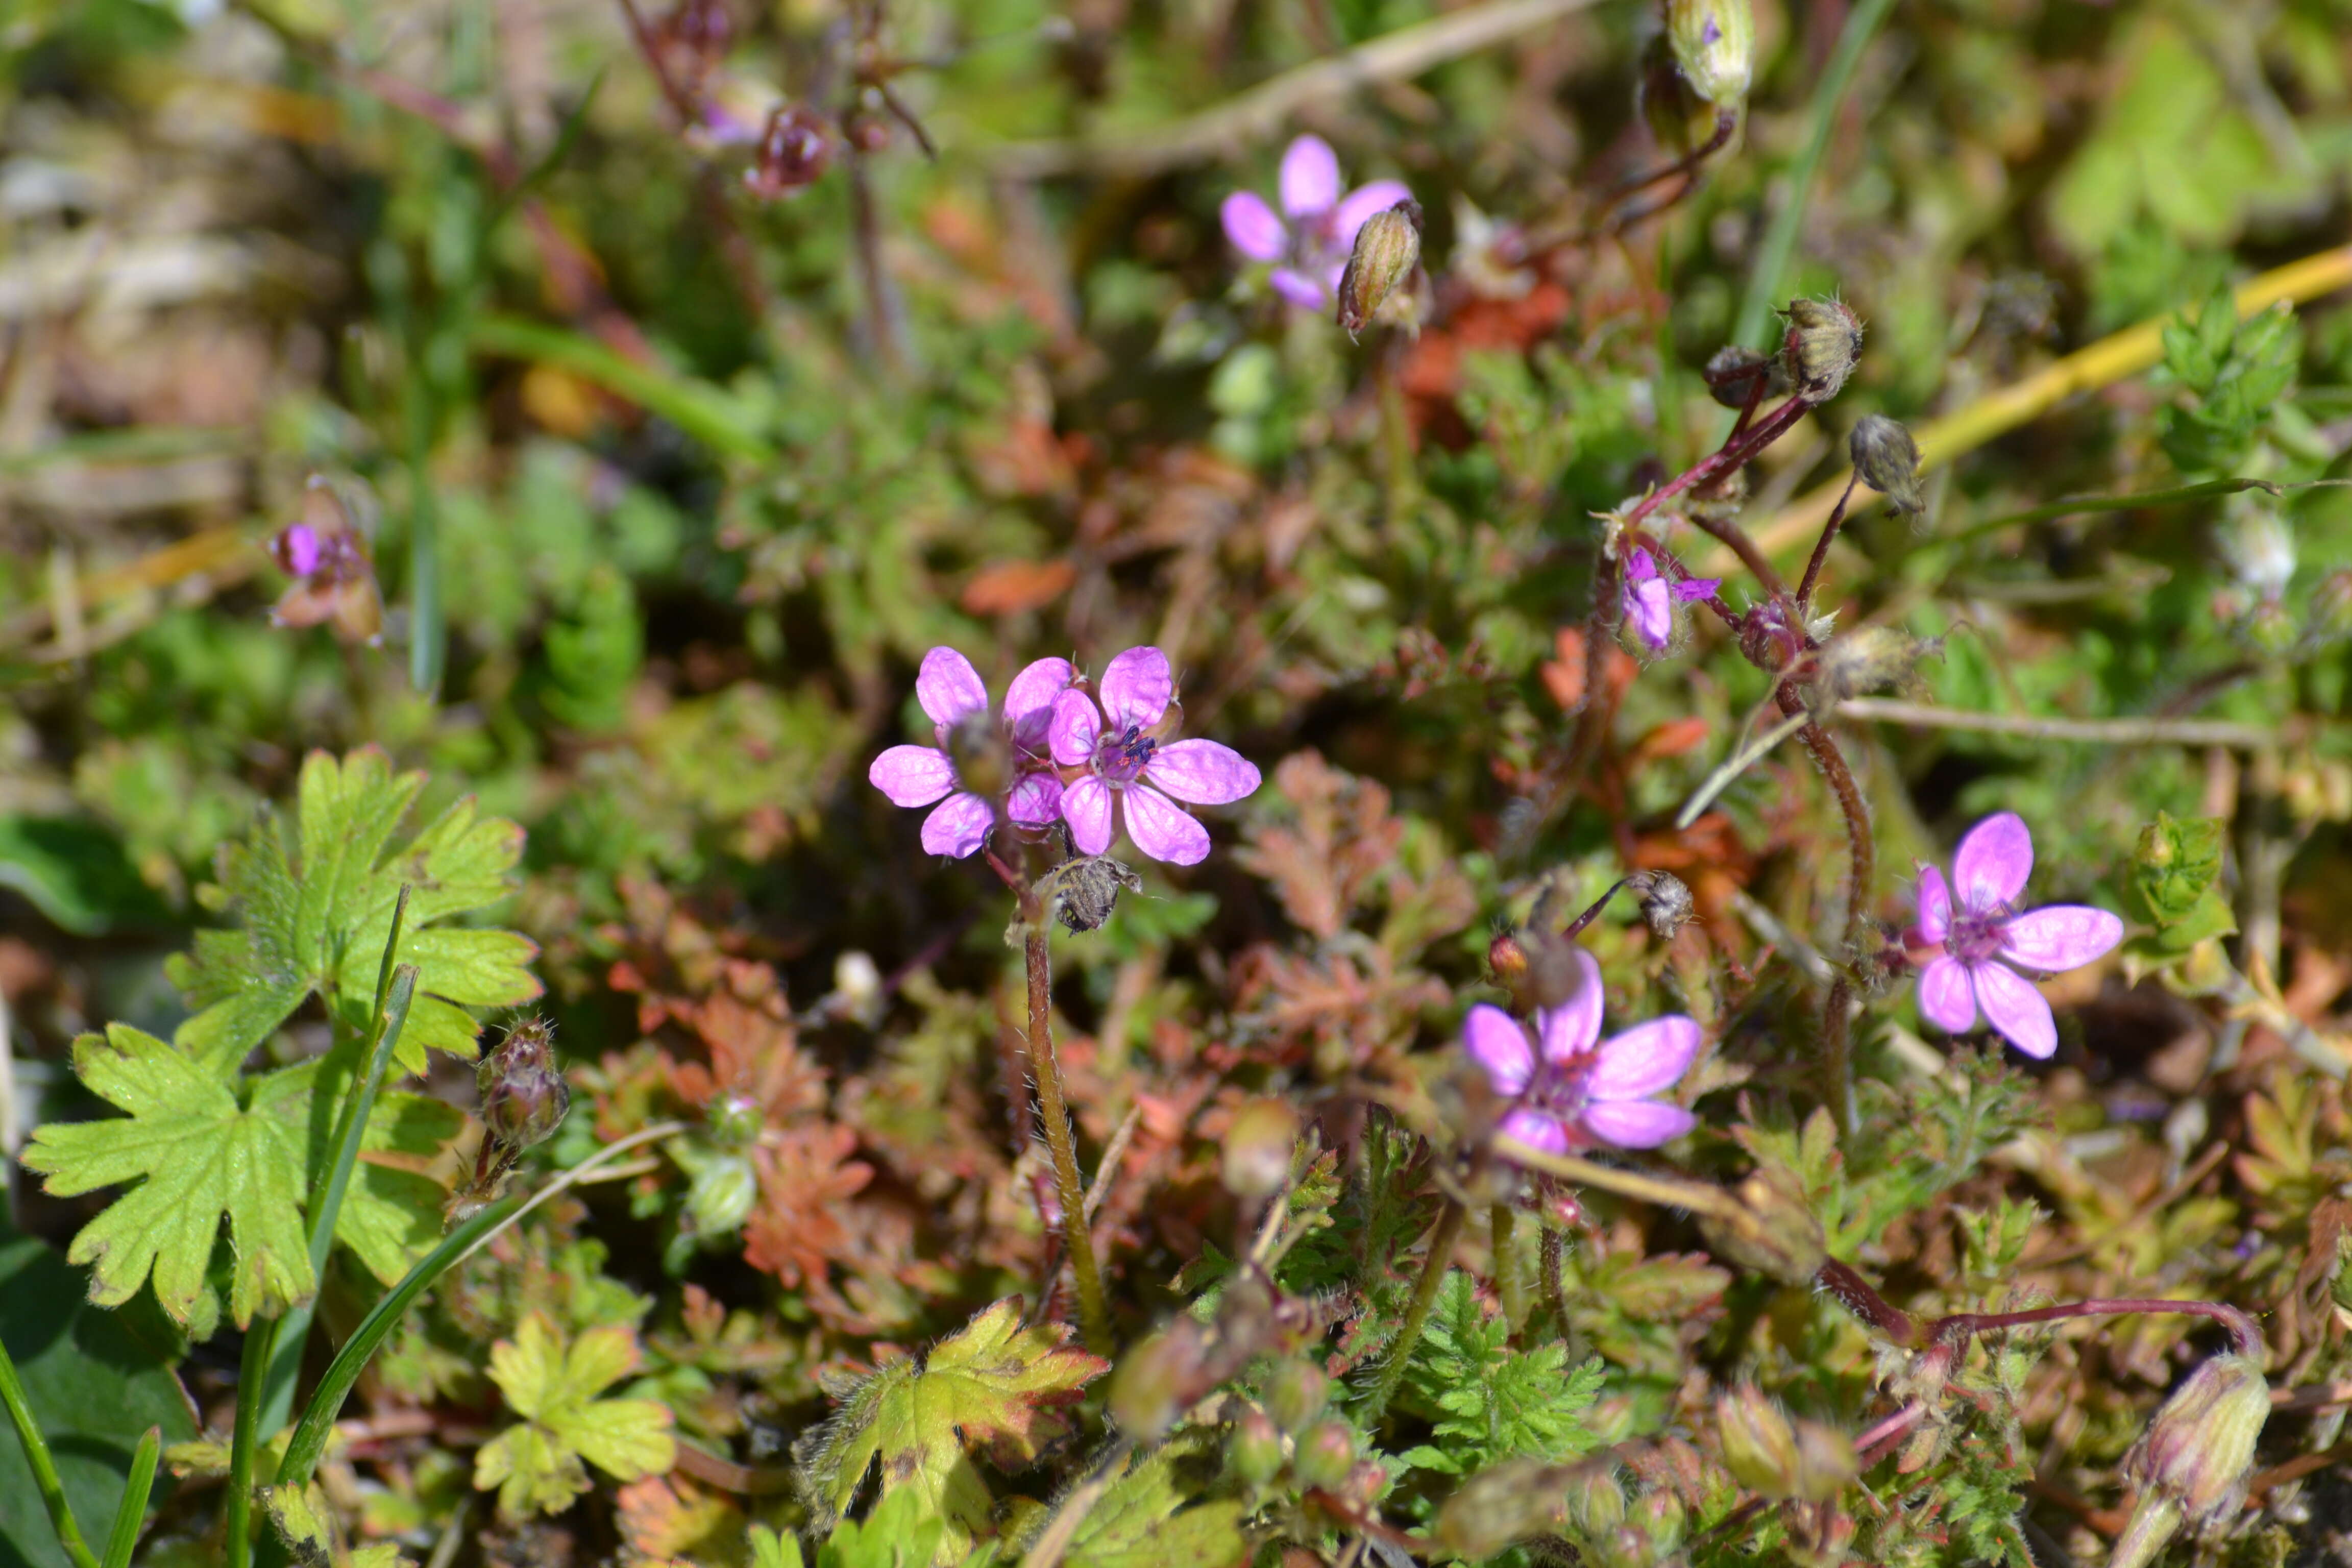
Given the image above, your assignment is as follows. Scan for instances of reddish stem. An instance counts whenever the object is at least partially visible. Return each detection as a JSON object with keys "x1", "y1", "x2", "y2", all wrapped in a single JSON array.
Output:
[
  {"x1": 1797, "y1": 473, "x2": 1860, "y2": 613},
  {"x1": 1934, "y1": 1297, "x2": 2263, "y2": 1358},
  {"x1": 1816, "y1": 1259, "x2": 1920, "y2": 1345},
  {"x1": 1624, "y1": 394, "x2": 1813, "y2": 530}
]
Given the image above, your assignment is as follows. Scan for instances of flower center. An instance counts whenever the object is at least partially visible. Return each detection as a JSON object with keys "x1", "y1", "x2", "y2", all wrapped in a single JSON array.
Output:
[
  {"x1": 1523, "y1": 1060, "x2": 1594, "y2": 1122},
  {"x1": 1946, "y1": 908, "x2": 2011, "y2": 964},
  {"x1": 1095, "y1": 723, "x2": 1157, "y2": 787}
]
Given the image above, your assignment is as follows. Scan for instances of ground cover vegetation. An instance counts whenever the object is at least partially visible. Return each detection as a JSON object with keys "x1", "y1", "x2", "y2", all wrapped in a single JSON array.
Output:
[{"x1": 3, "y1": 0, "x2": 2352, "y2": 1563}]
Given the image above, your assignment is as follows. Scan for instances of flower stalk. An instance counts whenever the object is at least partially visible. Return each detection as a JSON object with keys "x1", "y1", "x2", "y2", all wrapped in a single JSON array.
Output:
[
  {"x1": 1022, "y1": 908, "x2": 1113, "y2": 1355},
  {"x1": 1362, "y1": 1197, "x2": 1467, "y2": 1422}
]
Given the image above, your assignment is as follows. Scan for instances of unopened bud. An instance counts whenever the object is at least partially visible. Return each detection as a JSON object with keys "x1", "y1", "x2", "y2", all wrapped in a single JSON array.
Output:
[
  {"x1": 1791, "y1": 1419, "x2": 1859, "y2": 1503},
  {"x1": 744, "y1": 104, "x2": 832, "y2": 200},
  {"x1": 1265, "y1": 1359, "x2": 1329, "y2": 1432},
  {"x1": 1702, "y1": 345, "x2": 1783, "y2": 409},
  {"x1": 1230, "y1": 1407, "x2": 1285, "y2": 1487},
  {"x1": 1220, "y1": 1098, "x2": 1300, "y2": 1200},
  {"x1": 1564, "y1": 1465, "x2": 1627, "y2": 1537},
  {"x1": 1809, "y1": 626, "x2": 1940, "y2": 717},
  {"x1": 1718, "y1": 1384, "x2": 1801, "y2": 1497},
  {"x1": 1108, "y1": 1322, "x2": 1207, "y2": 1440},
  {"x1": 1434, "y1": 1458, "x2": 1577, "y2": 1558},
  {"x1": 478, "y1": 1018, "x2": 570, "y2": 1153},
  {"x1": 1489, "y1": 930, "x2": 1530, "y2": 988},
  {"x1": 1698, "y1": 1166, "x2": 1828, "y2": 1285},
  {"x1": 1626, "y1": 870, "x2": 1696, "y2": 941},
  {"x1": 1665, "y1": 0, "x2": 1755, "y2": 106},
  {"x1": 1781, "y1": 298, "x2": 1863, "y2": 403},
  {"x1": 2122, "y1": 1353, "x2": 2269, "y2": 1530},
  {"x1": 1336, "y1": 200, "x2": 1423, "y2": 339},
  {"x1": 1293, "y1": 1419, "x2": 1357, "y2": 1491},
  {"x1": 1848, "y1": 414, "x2": 1923, "y2": 516}
]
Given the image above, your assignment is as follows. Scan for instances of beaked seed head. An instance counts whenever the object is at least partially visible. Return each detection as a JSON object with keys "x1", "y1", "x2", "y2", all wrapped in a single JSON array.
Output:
[
  {"x1": 477, "y1": 1018, "x2": 570, "y2": 1153},
  {"x1": 1336, "y1": 199, "x2": 1424, "y2": 339},
  {"x1": 1848, "y1": 413, "x2": 1923, "y2": 514}
]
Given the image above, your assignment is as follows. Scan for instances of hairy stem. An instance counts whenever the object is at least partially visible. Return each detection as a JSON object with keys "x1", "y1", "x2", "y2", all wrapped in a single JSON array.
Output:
[
  {"x1": 1685, "y1": 510, "x2": 1786, "y2": 597},
  {"x1": 1491, "y1": 1204, "x2": 1525, "y2": 1333},
  {"x1": 1777, "y1": 689, "x2": 1873, "y2": 946},
  {"x1": 1363, "y1": 1198, "x2": 1467, "y2": 1422},
  {"x1": 1024, "y1": 920, "x2": 1113, "y2": 1355},
  {"x1": 1815, "y1": 1259, "x2": 1920, "y2": 1346},
  {"x1": 1934, "y1": 1297, "x2": 2263, "y2": 1357},
  {"x1": 1819, "y1": 975, "x2": 1857, "y2": 1138},
  {"x1": 1624, "y1": 394, "x2": 1812, "y2": 530},
  {"x1": 1538, "y1": 1222, "x2": 1568, "y2": 1338},
  {"x1": 1796, "y1": 474, "x2": 1860, "y2": 612}
]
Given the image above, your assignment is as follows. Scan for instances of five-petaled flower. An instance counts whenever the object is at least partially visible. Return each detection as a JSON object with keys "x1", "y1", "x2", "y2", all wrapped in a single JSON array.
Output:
[
  {"x1": 1049, "y1": 647, "x2": 1261, "y2": 866},
  {"x1": 1624, "y1": 547, "x2": 1720, "y2": 651},
  {"x1": 868, "y1": 648, "x2": 1070, "y2": 859},
  {"x1": 1464, "y1": 948, "x2": 1701, "y2": 1153},
  {"x1": 1910, "y1": 811, "x2": 2123, "y2": 1059},
  {"x1": 1220, "y1": 135, "x2": 1413, "y2": 312}
]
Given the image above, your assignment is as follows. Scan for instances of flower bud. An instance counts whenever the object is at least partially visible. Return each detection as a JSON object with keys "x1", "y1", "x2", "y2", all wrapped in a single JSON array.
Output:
[
  {"x1": 1220, "y1": 1098, "x2": 1300, "y2": 1200},
  {"x1": 2122, "y1": 1353, "x2": 2269, "y2": 1530},
  {"x1": 1292, "y1": 1419, "x2": 1357, "y2": 1491},
  {"x1": 478, "y1": 1018, "x2": 570, "y2": 1154},
  {"x1": 1265, "y1": 1359, "x2": 1329, "y2": 1433},
  {"x1": 1489, "y1": 930, "x2": 1530, "y2": 989},
  {"x1": 1781, "y1": 298, "x2": 1863, "y2": 403},
  {"x1": 744, "y1": 103, "x2": 832, "y2": 200},
  {"x1": 1666, "y1": 0, "x2": 1755, "y2": 107},
  {"x1": 1336, "y1": 199, "x2": 1423, "y2": 339},
  {"x1": 1848, "y1": 414, "x2": 1923, "y2": 516},
  {"x1": 1698, "y1": 1166, "x2": 1828, "y2": 1285},
  {"x1": 1702, "y1": 345, "x2": 1783, "y2": 409},
  {"x1": 1718, "y1": 1384, "x2": 1801, "y2": 1497},
  {"x1": 1108, "y1": 1322, "x2": 1208, "y2": 1440},
  {"x1": 1626, "y1": 870, "x2": 1696, "y2": 941},
  {"x1": 1229, "y1": 1407, "x2": 1285, "y2": 1487},
  {"x1": 2239, "y1": 597, "x2": 2297, "y2": 657},
  {"x1": 1808, "y1": 626, "x2": 1940, "y2": 718}
]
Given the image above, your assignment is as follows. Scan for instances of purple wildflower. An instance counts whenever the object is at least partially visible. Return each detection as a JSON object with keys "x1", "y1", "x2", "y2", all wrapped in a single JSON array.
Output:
[
  {"x1": 1464, "y1": 948, "x2": 1701, "y2": 1154},
  {"x1": 869, "y1": 648, "x2": 1070, "y2": 859},
  {"x1": 1909, "y1": 812, "x2": 2124, "y2": 1059},
  {"x1": 1219, "y1": 135, "x2": 1413, "y2": 312},
  {"x1": 274, "y1": 522, "x2": 324, "y2": 578},
  {"x1": 1623, "y1": 548, "x2": 1721, "y2": 651},
  {"x1": 1048, "y1": 647, "x2": 1261, "y2": 866}
]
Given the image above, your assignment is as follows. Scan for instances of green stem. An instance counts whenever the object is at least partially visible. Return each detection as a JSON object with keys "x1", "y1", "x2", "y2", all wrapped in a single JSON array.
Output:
[
  {"x1": 0, "y1": 1330, "x2": 101, "y2": 1568},
  {"x1": 1730, "y1": 0, "x2": 1900, "y2": 352},
  {"x1": 1539, "y1": 1223, "x2": 1569, "y2": 1339},
  {"x1": 1362, "y1": 1198, "x2": 1467, "y2": 1423},
  {"x1": 1491, "y1": 1204, "x2": 1525, "y2": 1334},
  {"x1": 227, "y1": 1316, "x2": 279, "y2": 1568},
  {"x1": 404, "y1": 384, "x2": 442, "y2": 696},
  {"x1": 101, "y1": 1427, "x2": 161, "y2": 1568},
  {"x1": 1023, "y1": 921, "x2": 1113, "y2": 1355},
  {"x1": 464, "y1": 315, "x2": 768, "y2": 461}
]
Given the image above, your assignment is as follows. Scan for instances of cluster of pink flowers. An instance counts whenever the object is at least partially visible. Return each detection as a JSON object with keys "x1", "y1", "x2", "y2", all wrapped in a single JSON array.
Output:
[
  {"x1": 868, "y1": 646, "x2": 1260, "y2": 866},
  {"x1": 1220, "y1": 135, "x2": 1411, "y2": 312}
]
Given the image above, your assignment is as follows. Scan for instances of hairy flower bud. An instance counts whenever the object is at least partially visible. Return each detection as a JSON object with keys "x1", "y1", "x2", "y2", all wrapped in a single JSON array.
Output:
[
  {"x1": 1434, "y1": 1459, "x2": 1579, "y2": 1558},
  {"x1": 1703, "y1": 345, "x2": 1784, "y2": 409},
  {"x1": 1265, "y1": 1359, "x2": 1329, "y2": 1433},
  {"x1": 1781, "y1": 298, "x2": 1863, "y2": 403},
  {"x1": 1227, "y1": 1407, "x2": 1285, "y2": 1487},
  {"x1": 1718, "y1": 1384, "x2": 1801, "y2": 1497},
  {"x1": 1293, "y1": 1419, "x2": 1357, "y2": 1491},
  {"x1": 1791, "y1": 1419, "x2": 1860, "y2": 1503},
  {"x1": 1220, "y1": 1098, "x2": 1300, "y2": 1200},
  {"x1": 1489, "y1": 929, "x2": 1530, "y2": 988},
  {"x1": 1666, "y1": 0, "x2": 1755, "y2": 106},
  {"x1": 1848, "y1": 414, "x2": 1923, "y2": 516},
  {"x1": 478, "y1": 1018, "x2": 570, "y2": 1154},
  {"x1": 1336, "y1": 199, "x2": 1423, "y2": 339},
  {"x1": 2124, "y1": 1353, "x2": 2269, "y2": 1528},
  {"x1": 744, "y1": 103, "x2": 832, "y2": 199}
]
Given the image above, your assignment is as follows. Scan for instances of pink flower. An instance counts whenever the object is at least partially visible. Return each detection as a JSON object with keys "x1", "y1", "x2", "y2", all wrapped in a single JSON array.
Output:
[
  {"x1": 1624, "y1": 548, "x2": 1720, "y2": 651},
  {"x1": 1219, "y1": 135, "x2": 1413, "y2": 311},
  {"x1": 1910, "y1": 812, "x2": 2124, "y2": 1059},
  {"x1": 869, "y1": 648, "x2": 1070, "y2": 859},
  {"x1": 1048, "y1": 647, "x2": 1261, "y2": 866},
  {"x1": 1464, "y1": 948, "x2": 1700, "y2": 1153}
]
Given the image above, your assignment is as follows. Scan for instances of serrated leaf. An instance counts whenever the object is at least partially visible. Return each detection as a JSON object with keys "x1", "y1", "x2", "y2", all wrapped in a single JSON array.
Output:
[
  {"x1": 474, "y1": 1311, "x2": 677, "y2": 1518},
  {"x1": 800, "y1": 1297, "x2": 1108, "y2": 1564},
  {"x1": 21, "y1": 1024, "x2": 312, "y2": 1328},
  {"x1": 249, "y1": 1052, "x2": 464, "y2": 1286},
  {"x1": 819, "y1": 1483, "x2": 946, "y2": 1568},
  {"x1": 169, "y1": 748, "x2": 541, "y2": 1075},
  {"x1": 1398, "y1": 1271, "x2": 1604, "y2": 1476},
  {"x1": 1063, "y1": 1441, "x2": 1246, "y2": 1568}
]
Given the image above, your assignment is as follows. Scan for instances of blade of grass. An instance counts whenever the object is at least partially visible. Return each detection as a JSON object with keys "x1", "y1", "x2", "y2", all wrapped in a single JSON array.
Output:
[
  {"x1": 99, "y1": 1427, "x2": 160, "y2": 1568},
  {"x1": 1730, "y1": 0, "x2": 1901, "y2": 352},
  {"x1": 256, "y1": 909, "x2": 419, "y2": 1436},
  {"x1": 0, "y1": 1331, "x2": 101, "y2": 1568},
  {"x1": 466, "y1": 315, "x2": 770, "y2": 462}
]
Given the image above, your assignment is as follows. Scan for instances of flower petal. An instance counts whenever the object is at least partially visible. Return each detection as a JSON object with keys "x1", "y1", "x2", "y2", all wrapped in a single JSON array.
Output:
[
  {"x1": 870, "y1": 745, "x2": 957, "y2": 807},
  {"x1": 1050, "y1": 689, "x2": 1101, "y2": 767},
  {"x1": 1331, "y1": 180, "x2": 1414, "y2": 249},
  {"x1": 1006, "y1": 657, "x2": 1075, "y2": 726},
  {"x1": 1146, "y1": 739, "x2": 1261, "y2": 805},
  {"x1": 1972, "y1": 961, "x2": 2059, "y2": 1059},
  {"x1": 1220, "y1": 191, "x2": 1288, "y2": 262},
  {"x1": 1124, "y1": 783, "x2": 1211, "y2": 865},
  {"x1": 1279, "y1": 135, "x2": 1342, "y2": 217},
  {"x1": 1915, "y1": 863, "x2": 1951, "y2": 944},
  {"x1": 1537, "y1": 948, "x2": 1606, "y2": 1064},
  {"x1": 919, "y1": 792, "x2": 992, "y2": 859},
  {"x1": 1061, "y1": 775, "x2": 1113, "y2": 854},
  {"x1": 1497, "y1": 1107, "x2": 1572, "y2": 1157},
  {"x1": 1580, "y1": 1099, "x2": 1696, "y2": 1149},
  {"x1": 915, "y1": 646, "x2": 989, "y2": 729},
  {"x1": 1625, "y1": 547, "x2": 1658, "y2": 584},
  {"x1": 1269, "y1": 266, "x2": 1327, "y2": 309},
  {"x1": 1952, "y1": 811, "x2": 2032, "y2": 913},
  {"x1": 1629, "y1": 577, "x2": 1673, "y2": 650},
  {"x1": 2000, "y1": 905, "x2": 2124, "y2": 973},
  {"x1": 1008, "y1": 771, "x2": 1064, "y2": 829},
  {"x1": 1917, "y1": 955, "x2": 1976, "y2": 1033},
  {"x1": 1585, "y1": 1017, "x2": 1701, "y2": 1101},
  {"x1": 1671, "y1": 576, "x2": 1722, "y2": 604},
  {"x1": 1462, "y1": 1004, "x2": 1535, "y2": 1096},
  {"x1": 1099, "y1": 646, "x2": 1174, "y2": 732}
]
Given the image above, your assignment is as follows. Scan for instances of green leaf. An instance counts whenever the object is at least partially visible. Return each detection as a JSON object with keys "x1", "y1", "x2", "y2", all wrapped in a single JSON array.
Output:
[
  {"x1": 0, "y1": 816, "x2": 169, "y2": 937},
  {"x1": 2126, "y1": 812, "x2": 2235, "y2": 933},
  {"x1": 20, "y1": 1025, "x2": 311, "y2": 1329},
  {"x1": 473, "y1": 1311, "x2": 675, "y2": 1519},
  {"x1": 818, "y1": 1483, "x2": 946, "y2": 1568},
  {"x1": 0, "y1": 1220, "x2": 196, "y2": 1568},
  {"x1": 249, "y1": 1053, "x2": 464, "y2": 1287},
  {"x1": 1396, "y1": 1271, "x2": 1604, "y2": 1477},
  {"x1": 1062, "y1": 1442, "x2": 1246, "y2": 1568},
  {"x1": 749, "y1": 1525, "x2": 807, "y2": 1568},
  {"x1": 168, "y1": 747, "x2": 541, "y2": 1076},
  {"x1": 798, "y1": 1298, "x2": 1108, "y2": 1564}
]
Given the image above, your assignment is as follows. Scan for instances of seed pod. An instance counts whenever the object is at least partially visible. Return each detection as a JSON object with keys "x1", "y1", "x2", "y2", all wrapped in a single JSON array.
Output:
[
  {"x1": 1265, "y1": 1359, "x2": 1330, "y2": 1432},
  {"x1": 1848, "y1": 414, "x2": 1923, "y2": 515},
  {"x1": 1336, "y1": 199, "x2": 1423, "y2": 339},
  {"x1": 1229, "y1": 1407, "x2": 1285, "y2": 1487},
  {"x1": 1220, "y1": 1098, "x2": 1300, "y2": 1200},
  {"x1": 1702, "y1": 345, "x2": 1783, "y2": 409},
  {"x1": 478, "y1": 1018, "x2": 570, "y2": 1154},
  {"x1": 1781, "y1": 297, "x2": 1863, "y2": 403},
  {"x1": 1292, "y1": 1420, "x2": 1357, "y2": 1491},
  {"x1": 1666, "y1": 0, "x2": 1755, "y2": 107},
  {"x1": 2109, "y1": 1352, "x2": 2270, "y2": 1568}
]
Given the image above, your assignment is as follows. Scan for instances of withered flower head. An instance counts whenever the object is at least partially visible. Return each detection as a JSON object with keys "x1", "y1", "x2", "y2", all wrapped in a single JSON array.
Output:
[
  {"x1": 1781, "y1": 297, "x2": 1863, "y2": 403},
  {"x1": 1040, "y1": 851, "x2": 1145, "y2": 934},
  {"x1": 1848, "y1": 413, "x2": 1923, "y2": 516},
  {"x1": 1626, "y1": 870, "x2": 1696, "y2": 940},
  {"x1": 744, "y1": 103, "x2": 832, "y2": 200}
]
